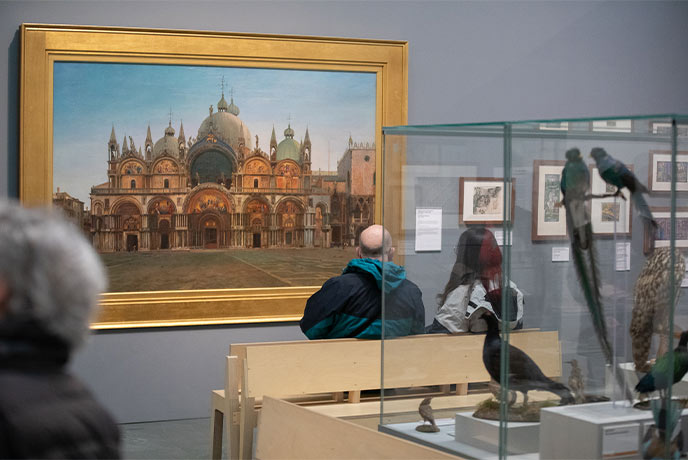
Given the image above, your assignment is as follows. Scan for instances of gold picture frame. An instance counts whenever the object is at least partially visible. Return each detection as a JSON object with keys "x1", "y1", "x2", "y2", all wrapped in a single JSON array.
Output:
[{"x1": 19, "y1": 23, "x2": 407, "y2": 329}]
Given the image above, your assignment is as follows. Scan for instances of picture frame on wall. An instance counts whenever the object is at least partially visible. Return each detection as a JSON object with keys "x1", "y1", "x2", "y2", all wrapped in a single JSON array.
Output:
[
  {"x1": 459, "y1": 177, "x2": 515, "y2": 226},
  {"x1": 19, "y1": 24, "x2": 408, "y2": 329},
  {"x1": 648, "y1": 150, "x2": 688, "y2": 192},
  {"x1": 644, "y1": 207, "x2": 688, "y2": 254},
  {"x1": 589, "y1": 165, "x2": 632, "y2": 236},
  {"x1": 531, "y1": 160, "x2": 567, "y2": 241}
]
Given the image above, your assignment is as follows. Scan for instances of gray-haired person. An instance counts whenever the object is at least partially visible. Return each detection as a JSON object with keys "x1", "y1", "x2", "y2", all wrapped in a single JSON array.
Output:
[{"x1": 0, "y1": 201, "x2": 120, "y2": 458}]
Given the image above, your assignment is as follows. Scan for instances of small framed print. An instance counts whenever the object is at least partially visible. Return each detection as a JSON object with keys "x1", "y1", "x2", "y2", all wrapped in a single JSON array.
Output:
[
  {"x1": 459, "y1": 177, "x2": 515, "y2": 226},
  {"x1": 649, "y1": 151, "x2": 688, "y2": 192},
  {"x1": 650, "y1": 121, "x2": 688, "y2": 137},
  {"x1": 590, "y1": 165, "x2": 632, "y2": 236},
  {"x1": 644, "y1": 207, "x2": 688, "y2": 253},
  {"x1": 591, "y1": 119, "x2": 632, "y2": 133},
  {"x1": 531, "y1": 160, "x2": 567, "y2": 241}
]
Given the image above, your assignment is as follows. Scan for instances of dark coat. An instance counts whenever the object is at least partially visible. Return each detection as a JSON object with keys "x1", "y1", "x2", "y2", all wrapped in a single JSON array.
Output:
[
  {"x1": 0, "y1": 320, "x2": 120, "y2": 459},
  {"x1": 300, "y1": 260, "x2": 425, "y2": 339}
]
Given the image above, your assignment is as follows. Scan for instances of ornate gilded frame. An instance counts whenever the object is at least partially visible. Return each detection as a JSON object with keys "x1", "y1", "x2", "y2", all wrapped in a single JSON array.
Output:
[{"x1": 19, "y1": 24, "x2": 407, "y2": 329}]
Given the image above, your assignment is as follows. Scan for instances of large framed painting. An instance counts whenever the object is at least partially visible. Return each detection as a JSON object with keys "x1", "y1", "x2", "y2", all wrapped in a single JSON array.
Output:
[
  {"x1": 531, "y1": 160, "x2": 567, "y2": 241},
  {"x1": 19, "y1": 24, "x2": 408, "y2": 329},
  {"x1": 459, "y1": 177, "x2": 515, "y2": 226}
]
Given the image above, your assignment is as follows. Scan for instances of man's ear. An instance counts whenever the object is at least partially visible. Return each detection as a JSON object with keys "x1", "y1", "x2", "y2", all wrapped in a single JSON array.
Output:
[
  {"x1": 388, "y1": 247, "x2": 396, "y2": 262},
  {"x1": 356, "y1": 247, "x2": 362, "y2": 259}
]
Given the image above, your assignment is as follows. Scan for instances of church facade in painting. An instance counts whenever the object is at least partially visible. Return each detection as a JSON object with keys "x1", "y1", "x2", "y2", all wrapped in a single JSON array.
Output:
[{"x1": 87, "y1": 92, "x2": 375, "y2": 252}]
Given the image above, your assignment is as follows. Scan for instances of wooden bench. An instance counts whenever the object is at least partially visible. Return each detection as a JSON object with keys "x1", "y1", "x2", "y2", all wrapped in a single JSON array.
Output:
[{"x1": 210, "y1": 330, "x2": 562, "y2": 459}]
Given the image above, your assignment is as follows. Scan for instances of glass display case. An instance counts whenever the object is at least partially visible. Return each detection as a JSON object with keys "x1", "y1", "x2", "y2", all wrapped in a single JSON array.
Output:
[{"x1": 379, "y1": 115, "x2": 688, "y2": 458}]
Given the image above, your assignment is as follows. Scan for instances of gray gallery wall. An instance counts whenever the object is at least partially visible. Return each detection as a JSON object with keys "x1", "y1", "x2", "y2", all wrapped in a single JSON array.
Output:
[{"x1": 1, "y1": 0, "x2": 688, "y2": 423}]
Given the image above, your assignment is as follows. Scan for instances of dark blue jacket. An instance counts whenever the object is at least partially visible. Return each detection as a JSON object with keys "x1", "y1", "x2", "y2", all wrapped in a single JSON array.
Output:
[{"x1": 300, "y1": 259, "x2": 425, "y2": 339}]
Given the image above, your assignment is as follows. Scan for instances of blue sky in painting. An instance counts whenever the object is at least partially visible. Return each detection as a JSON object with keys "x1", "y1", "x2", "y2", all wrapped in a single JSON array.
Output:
[{"x1": 53, "y1": 62, "x2": 376, "y2": 204}]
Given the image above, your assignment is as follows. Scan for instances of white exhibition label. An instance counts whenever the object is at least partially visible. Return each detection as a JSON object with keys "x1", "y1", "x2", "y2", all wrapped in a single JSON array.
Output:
[
  {"x1": 615, "y1": 242, "x2": 631, "y2": 271},
  {"x1": 415, "y1": 208, "x2": 442, "y2": 252},
  {"x1": 552, "y1": 247, "x2": 570, "y2": 262},
  {"x1": 602, "y1": 424, "x2": 639, "y2": 458},
  {"x1": 493, "y1": 229, "x2": 512, "y2": 246}
]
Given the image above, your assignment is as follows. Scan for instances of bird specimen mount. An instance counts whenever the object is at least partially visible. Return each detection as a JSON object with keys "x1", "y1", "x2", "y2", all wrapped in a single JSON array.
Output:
[
  {"x1": 560, "y1": 147, "x2": 634, "y2": 402},
  {"x1": 631, "y1": 248, "x2": 686, "y2": 373},
  {"x1": 474, "y1": 312, "x2": 574, "y2": 422},
  {"x1": 416, "y1": 397, "x2": 440, "y2": 433},
  {"x1": 590, "y1": 147, "x2": 657, "y2": 230}
]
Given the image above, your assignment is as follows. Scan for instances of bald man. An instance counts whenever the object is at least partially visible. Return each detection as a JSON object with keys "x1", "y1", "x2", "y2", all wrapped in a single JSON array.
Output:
[{"x1": 300, "y1": 225, "x2": 425, "y2": 339}]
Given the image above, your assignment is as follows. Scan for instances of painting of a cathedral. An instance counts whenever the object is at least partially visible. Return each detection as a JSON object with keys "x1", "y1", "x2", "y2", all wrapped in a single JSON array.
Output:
[{"x1": 86, "y1": 91, "x2": 375, "y2": 252}]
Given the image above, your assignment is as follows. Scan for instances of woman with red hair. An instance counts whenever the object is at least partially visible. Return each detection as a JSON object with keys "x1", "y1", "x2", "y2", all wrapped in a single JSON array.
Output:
[{"x1": 427, "y1": 227, "x2": 523, "y2": 333}]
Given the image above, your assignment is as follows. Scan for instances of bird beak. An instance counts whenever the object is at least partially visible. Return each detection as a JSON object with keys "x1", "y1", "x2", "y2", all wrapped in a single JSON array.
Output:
[{"x1": 674, "y1": 331, "x2": 684, "y2": 339}]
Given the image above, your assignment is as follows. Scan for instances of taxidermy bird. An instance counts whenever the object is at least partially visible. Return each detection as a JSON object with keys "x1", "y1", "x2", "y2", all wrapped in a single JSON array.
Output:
[
  {"x1": 560, "y1": 148, "x2": 628, "y2": 394},
  {"x1": 636, "y1": 330, "x2": 688, "y2": 397},
  {"x1": 567, "y1": 359, "x2": 586, "y2": 404},
  {"x1": 641, "y1": 399, "x2": 683, "y2": 460},
  {"x1": 590, "y1": 147, "x2": 657, "y2": 229},
  {"x1": 631, "y1": 248, "x2": 686, "y2": 372},
  {"x1": 418, "y1": 397, "x2": 439, "y2": 432},
  {"x1": 482, "y1": 312, "x2": 575, "y2": 406}
]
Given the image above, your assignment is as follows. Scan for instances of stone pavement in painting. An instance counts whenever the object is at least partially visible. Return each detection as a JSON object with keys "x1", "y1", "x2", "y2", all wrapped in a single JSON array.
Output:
[{"x1": 102, "y1": 247, "x2": 357, "y2": 292}]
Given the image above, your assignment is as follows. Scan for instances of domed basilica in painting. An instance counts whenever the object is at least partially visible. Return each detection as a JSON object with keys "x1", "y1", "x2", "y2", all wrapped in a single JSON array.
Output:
[{"x1": 87, "y1": 92, "x2": 375, "y2": 252}]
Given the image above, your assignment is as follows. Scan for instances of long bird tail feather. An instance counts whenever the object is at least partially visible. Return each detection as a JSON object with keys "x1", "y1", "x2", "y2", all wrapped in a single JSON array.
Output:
[
  {"x1": 570, "y1": 223, "x2": 634, "y2": 402},
  {"x1": 632, "y1": 192, "x2": 657, "y2": 229}
]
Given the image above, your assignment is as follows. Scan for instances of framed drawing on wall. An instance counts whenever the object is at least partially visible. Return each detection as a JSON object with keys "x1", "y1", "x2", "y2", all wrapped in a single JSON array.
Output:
[
  {"x1": 531, "y1": 160, "x2": 567, "y2": 241},
  {"x1": 644, "y1": 207, "x2": 688, "y2": 254},
  {"x1": 589, "y1": 165, "x2": 632, "y2": 236},
  {"x1": 459, "y1": 177, "x2": 515, "y2": 226},
  {"x1": 648, "y1": 151, "x2": 688, "y2": 192},
  {"x1": 19, "y1": 24, "x2": 408, "y2": 329}
]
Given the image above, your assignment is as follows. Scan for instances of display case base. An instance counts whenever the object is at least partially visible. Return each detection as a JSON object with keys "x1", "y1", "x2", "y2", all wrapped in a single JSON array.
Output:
[
  {"x1": 379, "y1": 415, "x2": 539, "y2": 459},
  {"x1": 455, "y1": 412, "x2": 540, "y2": 454},
  {"x1": 540, "y1": 400, "x2": 688, "y2": 459}
]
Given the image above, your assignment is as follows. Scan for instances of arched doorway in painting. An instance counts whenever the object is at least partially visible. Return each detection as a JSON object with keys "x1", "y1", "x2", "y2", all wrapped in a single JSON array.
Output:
[
  {"x1": 245, "y1": 198, "x2": 269, "y2": 248},
  {"x1": 251, "y1": 218, "x2": 262, "y2": 248},
  {"x1": 126, "y1": 234, "x2": 138, "y2": 252},
  {"x1": 184, "y1": 186, "x2": 233, "y2": 249},
  {"x1": 201, "y1": 215, "x2": 220, "y2": 249},
  {"x1": 276, "y1": 199, "x2": 303, "y2": 247},
  {"x1": 114, "y1": 200, "x2": 142, "y2": 252},
  {"x1": 159, "y1": 219, "x2": 171, "y2": 249},
  {"x1": 284, "y1": 219, "x2": 294, "y2": 246}
]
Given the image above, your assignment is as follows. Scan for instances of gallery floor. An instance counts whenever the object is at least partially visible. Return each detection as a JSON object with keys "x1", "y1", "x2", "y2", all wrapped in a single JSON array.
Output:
[{"x1": 121, "y1": 417, "x2": 212, "y2": 459}]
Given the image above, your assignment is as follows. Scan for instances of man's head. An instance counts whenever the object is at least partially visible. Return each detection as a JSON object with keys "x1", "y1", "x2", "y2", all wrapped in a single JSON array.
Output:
[
  {"x1": 357, "y1": 224, "x2": 394, "y2": 262},
  {"x1": 0, "y1": 201, "x2": 106, "y2": 350}
]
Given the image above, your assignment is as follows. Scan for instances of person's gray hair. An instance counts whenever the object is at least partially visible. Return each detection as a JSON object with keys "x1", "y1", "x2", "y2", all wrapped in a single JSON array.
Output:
[{"x1": 0, "y1": 201, "x2": 106, "y2": 349}]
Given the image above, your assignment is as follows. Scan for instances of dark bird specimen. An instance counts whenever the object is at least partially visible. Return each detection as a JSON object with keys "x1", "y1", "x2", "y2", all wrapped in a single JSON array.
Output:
[
  {"x1": 636, "y1": 330, "x2": 688, "y2": 398},
  {"x1": 418, "y1": 397, "x2": 439, "y2": 432},
  {"x1": 631, "y1": 248, "x2": 686, "y2": 373},
  {"x1": 590, "y1": 147, "x2": 657, "y2": 229},
  {"x1": 482, "y1": 313, "x2": 574, "y2": 406}
]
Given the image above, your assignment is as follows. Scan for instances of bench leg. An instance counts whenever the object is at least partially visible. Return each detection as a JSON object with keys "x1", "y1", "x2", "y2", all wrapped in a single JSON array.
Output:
[
  {"x1": 333, "y1": 391, "x2": 345, "y2": 403},
  {"x1": 439, "y1": 384, "x2": 451, "y2": 394},
  {"x1": 348, "y1": 390, "x2": 361, "y2": 403},
  {"x1": 227, "y1": 356, "x2": 241, "y2": 460},
  {"x1": 456, "y1": 383, "x2": 468, "y2": 395},
  {"x1": 210, "y1": 408, "x2": 224, "y2": 460}
]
